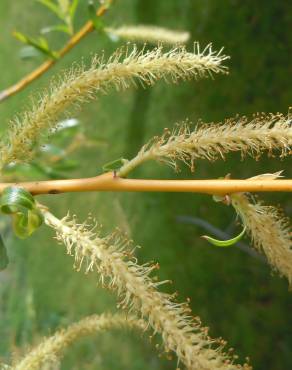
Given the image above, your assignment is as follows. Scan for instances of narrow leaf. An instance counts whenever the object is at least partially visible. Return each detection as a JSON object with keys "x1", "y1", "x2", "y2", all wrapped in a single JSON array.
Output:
[
  {"x1": 102, "y1": 158, "x2": 126, "y2": 172},
  {"x1": 41, "y1": 24, "x2": 71, "y2": 35},
  {"x1": 37, "y1": 0, "x2": 63, "y2": 19},
  {"x1": 13, "y1": 31, "x2": 28, "y2": 43},
  {"x1": 201, "y1": 226, "x2": 246, "y2": 247},
  {"x1": 13, "y1": 31, "x2": 59, "y2": 60},
  {"x1": 19, "y1": 46, "x2": 41, "y2": 60},
  {"x1": 69, "y1": 0, "x2": 79, "y2": 19},
  {"x1": 0, "y1": 234, "x2": 9, "y2": 271},
  {"x1": 88, "y1": 0, "x2": 105, "y2": 32}
]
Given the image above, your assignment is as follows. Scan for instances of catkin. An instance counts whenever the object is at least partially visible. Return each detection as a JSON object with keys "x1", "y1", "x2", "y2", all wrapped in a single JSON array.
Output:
[
  {"x1": 106, "y1": 25, "x2": 190, "y2": 45},
  {"x1": 42, "y1": 208, "x2": 251, "y2": 370},
  {"x1": 231, "y1": 192, "x2": 292, "y2": 285},
  {"x1": 118, "y1": 113, "x2": 292, "y2": 176},
  {"x1": 12, "y1": 314, "x2": 142, "y2": 370},
  {"x1": 0, "y1": 43, "x2": 228, "y2": 169}
]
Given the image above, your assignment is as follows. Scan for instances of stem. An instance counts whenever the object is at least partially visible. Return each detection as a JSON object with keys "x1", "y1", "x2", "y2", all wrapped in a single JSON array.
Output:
[
  {"x1": 0, "y1": 2, "x2": 112, "y2": 102},
  {"x1": 118, "y1": 152, "x2": 153, "y2": 177},
  {"x1": 0, "y1": 172, "x2": 292, "y2": 195}
]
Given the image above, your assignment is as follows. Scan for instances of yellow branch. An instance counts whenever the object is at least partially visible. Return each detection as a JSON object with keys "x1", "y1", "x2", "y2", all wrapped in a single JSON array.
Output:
[
  {"x1": 1, "y1": 172, "x2": 292, "y2": 195},
  {"x1": 0, "y1": 2, "x2": 111, "y2": 102}
]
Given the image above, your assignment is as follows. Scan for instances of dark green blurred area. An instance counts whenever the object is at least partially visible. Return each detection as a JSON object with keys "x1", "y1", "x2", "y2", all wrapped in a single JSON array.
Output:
[{"x1": 0, "y1": 0, "x2": 291, "y2": 369}]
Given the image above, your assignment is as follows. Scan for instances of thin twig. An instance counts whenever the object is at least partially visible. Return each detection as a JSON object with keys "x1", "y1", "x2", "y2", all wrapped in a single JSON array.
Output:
[
  {"x1": 0, "y1": 172, "x2": 292, "y2": 195},
  {"x1": 0, "y1": 1, "x2": 112, "y2": 102}
]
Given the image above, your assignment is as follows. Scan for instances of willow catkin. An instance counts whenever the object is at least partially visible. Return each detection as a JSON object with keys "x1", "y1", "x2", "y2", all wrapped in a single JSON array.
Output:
[
  {"x1": 42, "y1": 208, "x2": 251, "y2": 370},
  {"x1": 12, "y1": 314, "x2": 143, "y2": 370},
  {"x1": 106, "y1": 25, "x2": 190, "y2": 45},
  {"x1": 0, "y1": 43, "x2": 228, "y2": 169},
  {"x1": 231, "y1": 191, "x2": 292, "y2": 285},
  {"x1": 118, "y1": 113, "x2": 292, "y2": 176}
]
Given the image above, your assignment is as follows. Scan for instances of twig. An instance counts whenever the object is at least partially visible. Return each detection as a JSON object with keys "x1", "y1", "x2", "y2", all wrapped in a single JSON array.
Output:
[
  {"x1": 0, "y1": 172, "x2": 292, "y2": 195},
  {"x1": 0, "y1": 2, "x2": 112, "y2": 102}
]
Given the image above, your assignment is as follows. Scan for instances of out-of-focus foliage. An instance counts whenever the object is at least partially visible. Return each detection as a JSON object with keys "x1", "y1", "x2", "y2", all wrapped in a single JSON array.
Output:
[{"x1": 0, "y1": 1, "x2": 291, "y2": 370}]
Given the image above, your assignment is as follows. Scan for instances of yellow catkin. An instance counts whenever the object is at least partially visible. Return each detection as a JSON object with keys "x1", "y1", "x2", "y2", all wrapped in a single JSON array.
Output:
[
  {"x1": 106, "y1": 25, "x2": 190, "y2": 45},
  {"x1": 12, "y1": 314, "x2": 142, "y2": 370},
  {"x1": 118, "y1": 113, "x2": 292, "y2": 176},
  {"x1": 42, "y1": 208, "x2": 251, "y2": 370},
  {"x1": 231, "y1": 192, "x2": 292, "y2": 285},
  {"x1": 0, "y1": 43, "x2": 228, "y2": 169}
]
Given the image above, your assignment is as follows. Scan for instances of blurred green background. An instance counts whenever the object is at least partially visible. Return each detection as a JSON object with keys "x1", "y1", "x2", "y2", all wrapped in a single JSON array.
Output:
[{"x1": 0, "y1": 0, "x2": 291, "y2": 369}]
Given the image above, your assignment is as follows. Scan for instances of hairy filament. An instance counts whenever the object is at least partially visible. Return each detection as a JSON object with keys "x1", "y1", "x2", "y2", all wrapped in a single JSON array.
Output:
[
  {"x1": 118, "y1": 113, "x2": 292, "y2": 176},
  {"x1": 42, "y1": 208, "x2": 251, "y2": 370},
  {"x1": 230, "y1": 191, "x2": 292, "y2": 285},
  {"x1": 12, "y1": 314, "x2": 142, "y2": 370},
  {"x1": 106, "y1": 25, "x2": 190, "y2": 44},
  {"x1": 0, "y1": 43, "x2": 228, "y2": 169}
]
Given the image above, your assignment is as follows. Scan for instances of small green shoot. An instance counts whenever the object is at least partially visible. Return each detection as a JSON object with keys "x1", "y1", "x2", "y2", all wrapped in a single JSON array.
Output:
[
  {"x1": 38, "y1": 0, "x2": 79, "y2": 35},
  {"x1": 102, "y1": 158, "x2": 127, "y2": 172},
  {"x1": 0, "y1": 187, "x2": 43, "y2": 239},
  {"x1": 201, "y1": 226, "x2": 246, "y2": 247}
]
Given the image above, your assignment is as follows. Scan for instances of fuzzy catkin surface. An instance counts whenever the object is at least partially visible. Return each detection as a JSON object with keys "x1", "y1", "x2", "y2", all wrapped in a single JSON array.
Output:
[
  {"x1": 42, "y1": 209, "x2": 251, "y2": 370},
  {"x1": 0, "y1": 43, "x2": 228, "y2": 169}
]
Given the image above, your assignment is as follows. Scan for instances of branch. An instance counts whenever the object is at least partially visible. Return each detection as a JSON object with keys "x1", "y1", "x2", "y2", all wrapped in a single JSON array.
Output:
[
  {"x1": 0, "y1": 172, "x2": 292, "y2": 195},
  {"x1": 0, "y1": 1, "x2": 112, "y2": 102}
]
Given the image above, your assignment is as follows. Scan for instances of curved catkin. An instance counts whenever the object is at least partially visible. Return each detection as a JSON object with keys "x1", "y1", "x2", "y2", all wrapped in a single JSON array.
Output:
[
  {"x1": 0, "y1": 43, "x2": 228, "y2": 169},
  {"x1": 106, "y1": 25, "x2": 190, "y2": 45},
  {"x1": 231, "y1": 192, "x2": 292, "y2": 285},
  {"x1": 12, "y1": 314, "x2": 142, "y2": 370},
  {"x1": 42, "y1": 208, "x2": 251, "y2": 370},
  {"x1": 118, "y1": 113, "x2": 292, "y2": 176}
]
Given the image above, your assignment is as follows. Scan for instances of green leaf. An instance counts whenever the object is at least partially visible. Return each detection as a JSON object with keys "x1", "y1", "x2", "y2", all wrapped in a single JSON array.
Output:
[
  {"x1": 14, "y1": 31, "x2": 59, "y2": 60},
  {"x1": 0, "y1": 187, "x2": 43, "y2": 239},
  {"x1": 102, "y1": 158, "x2": 126, "y2": 172},
  {"x1": 12, "y1": 210, "x2": 43, "y2": 239},
  {"x1": 0, "y1": 187, "x2": 35, "y2": 214},
  {"x1": 0, "y1": 234, "x2": 9, "y2": 271},
  {"x1": 41, "y1": 24, "x2": 71, "y2": 35},
  {"x1": 37, "y1": 0, "x2": 63, "y2": 19},
  {"x1": 88, "y1": 0, "x2": 105, "y2": 32},
  {"x1": 19, "y1": 46, "x2": 42, "y2": 60},
  {"x1": 13, "y1": 31, "x2": 27, "y2": 43},
  {"x1": 201, "y1": 226, "x2": 246, "y2": 247},
  {"x1": 69, "y1": 0, "x2": 79, "y2": 19}
]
